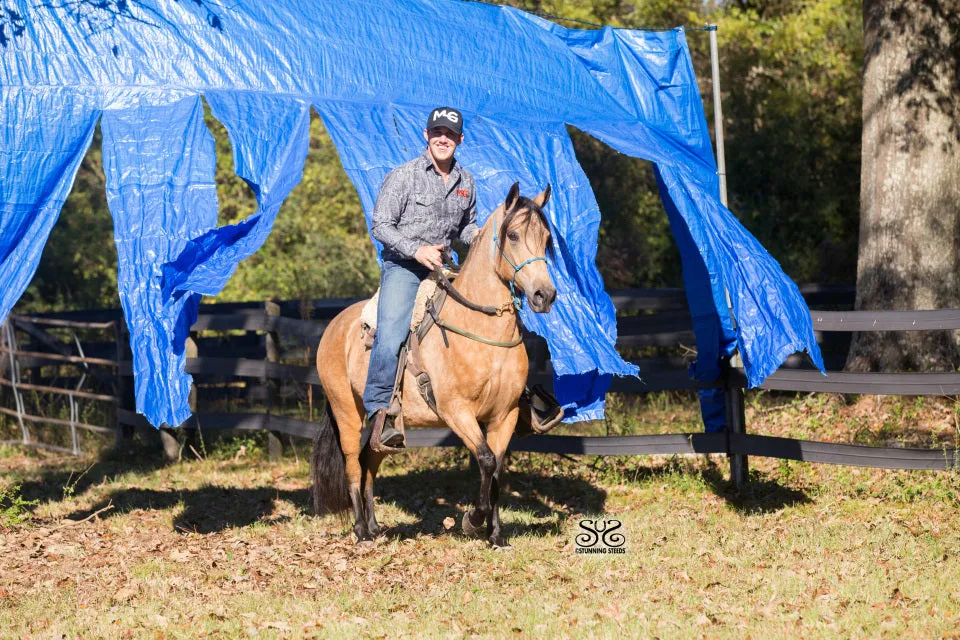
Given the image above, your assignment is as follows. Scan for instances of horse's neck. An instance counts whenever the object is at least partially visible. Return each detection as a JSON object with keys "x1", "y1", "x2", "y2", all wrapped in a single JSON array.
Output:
[
  {"x1": 453, "y1": 214, "x2": 508, "y2": 306},
  {"x1": 445, "y1": 214, "x2": 517, "y2": 335}
]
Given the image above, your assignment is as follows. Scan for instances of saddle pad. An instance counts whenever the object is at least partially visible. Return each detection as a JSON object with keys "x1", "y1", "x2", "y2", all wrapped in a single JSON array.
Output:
[{"x1": 361, "y1": 277, "x2": 439, "y2": 338}]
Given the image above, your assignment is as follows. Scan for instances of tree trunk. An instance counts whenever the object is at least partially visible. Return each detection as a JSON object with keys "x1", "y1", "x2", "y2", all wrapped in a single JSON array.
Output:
[{"x1": 847, "y1": 0, "x2": 960, "y2": 372}]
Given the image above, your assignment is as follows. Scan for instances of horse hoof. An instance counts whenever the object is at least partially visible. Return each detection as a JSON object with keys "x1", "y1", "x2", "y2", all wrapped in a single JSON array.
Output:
[
  {"x1": 489, "y1": 537, "x2": 512, "y2": 550},
  {"x1": 461, "y1": 512, "x2": 484, "y2": 539},
  {"x1": 357, "y1": 538, "x2": 375, "y2": 548}
]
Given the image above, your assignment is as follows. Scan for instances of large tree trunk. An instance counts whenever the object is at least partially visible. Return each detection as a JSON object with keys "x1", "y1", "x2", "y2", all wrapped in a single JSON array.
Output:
[{"x1": 847, "y1": 0, "x2": 960, "y2": 372}]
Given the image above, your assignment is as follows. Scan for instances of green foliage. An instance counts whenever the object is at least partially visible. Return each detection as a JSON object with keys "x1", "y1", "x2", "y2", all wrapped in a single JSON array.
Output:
[
  {"x1": 208, "y1": 432, "x2": 267, "y2": 461},
  {"x1": 0, "y1": 484, "x2": 38, "y2": 527},
  {"x1": 206, "y1": 110, "x2": 380, "y2": 304},
  {"x1": 17, "y1": 130, "x2": 119, "y2": 312},
  {"x1": 713, "y1": 0, "x2": 863, "y2": 284},
  {"x1": 61, "y1": 462, "x2": 95, "y2": 501}
]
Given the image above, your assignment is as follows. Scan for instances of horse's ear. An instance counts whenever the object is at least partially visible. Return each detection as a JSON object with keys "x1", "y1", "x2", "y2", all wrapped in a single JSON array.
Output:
[
  {"x1": 533, "y1": 184, "x2": 551, "y2": 209},
  {"x1": 505, "y1": 182, "x2": 520, "y2": 211}
]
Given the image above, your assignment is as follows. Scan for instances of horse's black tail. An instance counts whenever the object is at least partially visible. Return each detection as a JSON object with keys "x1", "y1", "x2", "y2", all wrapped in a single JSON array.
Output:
[{"x1": 310, "y1": 402, "x2": 351, "y2": 515}]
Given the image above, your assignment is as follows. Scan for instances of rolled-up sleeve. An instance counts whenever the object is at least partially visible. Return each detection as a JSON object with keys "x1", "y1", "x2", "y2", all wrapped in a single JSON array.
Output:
[
  {"x1": 370, "y1": 169, "x2": 420, "y2": 260},
  {"x1": 457, "y1": 183, "x2": 479, "y2": 245}
]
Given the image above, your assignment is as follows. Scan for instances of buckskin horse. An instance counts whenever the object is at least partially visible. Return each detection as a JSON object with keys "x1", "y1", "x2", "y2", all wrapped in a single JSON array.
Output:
[{"x1": 311, "y1": 183, "x2": 557, "y2": 547}]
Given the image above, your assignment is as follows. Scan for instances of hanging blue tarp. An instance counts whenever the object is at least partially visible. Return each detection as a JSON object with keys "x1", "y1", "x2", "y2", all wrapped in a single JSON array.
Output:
[{"x1": 0, "y1": 0, "x2": 824, "y2": 428}]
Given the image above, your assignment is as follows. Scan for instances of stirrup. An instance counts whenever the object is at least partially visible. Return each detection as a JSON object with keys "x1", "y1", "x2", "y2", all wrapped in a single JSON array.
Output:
[
  {"x1": 514, "y1": 384, "x2": 564, "y2": 437},
  {"x1": 367, "y1": 409, "x2": 405, "y2": 453}
]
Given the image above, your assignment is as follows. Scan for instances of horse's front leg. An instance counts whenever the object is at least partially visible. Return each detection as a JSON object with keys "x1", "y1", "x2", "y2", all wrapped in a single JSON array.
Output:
[
  {"x1": 482, "y1": 408, "x2": 519, "y2": 548},
  {"x1": 441, "y1": 406, "x2": 497, "y2": 540},
  {"x1": 464, "y1": 443, "x2": 497, "y2": 540}
]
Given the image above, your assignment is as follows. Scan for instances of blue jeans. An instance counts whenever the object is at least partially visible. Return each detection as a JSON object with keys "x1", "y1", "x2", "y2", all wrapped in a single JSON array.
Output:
[{"x1": 362, "y1": 259, "x2": 430, "y2": 415}]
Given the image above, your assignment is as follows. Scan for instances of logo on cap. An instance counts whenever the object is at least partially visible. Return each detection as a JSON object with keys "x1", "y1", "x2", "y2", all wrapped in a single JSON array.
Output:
[
  {"x1": 432, "y1": 110, "x2": 459, "y2": 124},
  {"x1": 427, "y1": 107, "x2": 463, "y2": 135}
]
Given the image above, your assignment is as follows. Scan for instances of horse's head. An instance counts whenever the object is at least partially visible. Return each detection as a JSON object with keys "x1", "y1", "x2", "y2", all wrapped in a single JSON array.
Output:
[{"x1": 494, "y1": 182, "x2": 557, "y2": 314}]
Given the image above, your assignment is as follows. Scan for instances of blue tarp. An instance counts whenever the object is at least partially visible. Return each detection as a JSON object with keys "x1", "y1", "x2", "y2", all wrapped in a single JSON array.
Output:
[{"x1": 0, "y1": 0, "x2": 824, "y2": 428}]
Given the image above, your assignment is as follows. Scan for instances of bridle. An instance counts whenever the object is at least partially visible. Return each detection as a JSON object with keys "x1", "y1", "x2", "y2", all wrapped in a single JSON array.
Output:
[
  {"x1": 430, "y1": 208, "x2": 549, "y2": 347},
  {"x1": 492, "y1": 218, "x2": 548, "y2": 312}
]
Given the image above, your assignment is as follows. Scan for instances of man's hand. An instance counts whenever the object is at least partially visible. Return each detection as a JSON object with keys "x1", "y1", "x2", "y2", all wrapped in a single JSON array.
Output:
[{"x1": 414, "y1": 244, "x2": 445, "y2": 270}]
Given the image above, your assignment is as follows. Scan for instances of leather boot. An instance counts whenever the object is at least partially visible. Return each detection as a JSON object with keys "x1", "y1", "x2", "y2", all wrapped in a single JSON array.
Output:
[{"x1": 366, "y1": 408, "x2": 405, "y2": 452}]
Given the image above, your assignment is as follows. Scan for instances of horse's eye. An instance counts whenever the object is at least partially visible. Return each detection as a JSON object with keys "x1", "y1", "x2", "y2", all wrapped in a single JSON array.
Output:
[{"x1": 507, "y1": 231, "x2": 520, "y2": 242}]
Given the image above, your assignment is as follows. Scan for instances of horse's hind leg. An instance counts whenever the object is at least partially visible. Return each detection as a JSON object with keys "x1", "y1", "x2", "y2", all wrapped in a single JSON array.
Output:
[
  {"x1": 360, "y1": 446, "x2": 388, "y2": 537},
  {"x1": 328, "y1": 394, "x2": 374, "y2": 543}
]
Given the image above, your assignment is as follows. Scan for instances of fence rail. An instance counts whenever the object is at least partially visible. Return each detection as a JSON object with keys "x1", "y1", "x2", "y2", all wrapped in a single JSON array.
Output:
[
  {"x1": 0, "y1": 316, "x2": 122, "y2": 455},
  {"x1": 3, "y1": 286, "x2": 960, "y2": 481}
]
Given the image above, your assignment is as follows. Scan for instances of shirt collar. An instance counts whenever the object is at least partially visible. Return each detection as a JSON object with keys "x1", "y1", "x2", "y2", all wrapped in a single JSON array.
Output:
[{"x1": 420, "y1": 149, "x2": 460, "y2": 178}]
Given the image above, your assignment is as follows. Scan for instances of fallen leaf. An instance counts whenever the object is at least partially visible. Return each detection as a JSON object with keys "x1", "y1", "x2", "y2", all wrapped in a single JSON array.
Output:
[
  {"x1": 113, "y1": 586, "x2": 138, "y2": 602},
  {"x1": 442, "y1": 517, "x2": 456, "y2": 531},
  {"x1": 169, "y1": 550, "x2": 192, "y2": 563},
  {"x1": 597, "y1": 604, "x2": 625, "y2": 623}
]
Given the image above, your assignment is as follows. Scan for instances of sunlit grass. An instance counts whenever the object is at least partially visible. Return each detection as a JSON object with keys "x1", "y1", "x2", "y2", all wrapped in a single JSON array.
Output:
[{"x1": 2, "y1": 394, "x2": 960, "y2": 637}]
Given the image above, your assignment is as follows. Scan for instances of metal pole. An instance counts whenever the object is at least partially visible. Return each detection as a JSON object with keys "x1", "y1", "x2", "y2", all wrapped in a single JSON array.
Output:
[
  {"x1": 708, "y1": 25, "x2": 728, "y2": 206},
  {"x1": 708, "y1": 24, "x2": 746, "y2": 487}
]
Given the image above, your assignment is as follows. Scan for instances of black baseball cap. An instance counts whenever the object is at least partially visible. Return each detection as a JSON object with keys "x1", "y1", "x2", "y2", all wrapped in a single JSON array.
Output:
[{"x1": 426, "y1": 107, "x2": 463, "y2": 136}]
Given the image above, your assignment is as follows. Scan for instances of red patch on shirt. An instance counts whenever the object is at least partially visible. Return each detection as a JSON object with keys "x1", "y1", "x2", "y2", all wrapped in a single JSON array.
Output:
[{"x1": 457, "y1": 189, "x2": 470, "y2": 198}]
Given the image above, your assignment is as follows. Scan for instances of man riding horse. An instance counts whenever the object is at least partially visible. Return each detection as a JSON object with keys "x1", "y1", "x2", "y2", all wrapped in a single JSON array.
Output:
[{"x1": 363, "y1": 106, "x2": 479, "y2": 450}]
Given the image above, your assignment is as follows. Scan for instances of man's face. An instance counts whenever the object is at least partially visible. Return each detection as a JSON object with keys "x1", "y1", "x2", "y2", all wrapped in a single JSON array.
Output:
[{"x1": 424, "y1": 126, "x2": 463, "y2": 164}]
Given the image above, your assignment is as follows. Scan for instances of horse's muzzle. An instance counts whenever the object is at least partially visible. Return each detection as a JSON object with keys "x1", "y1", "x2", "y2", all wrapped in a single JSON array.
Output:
[{"x1": 530, "y1": 285, "x2": 557, "y2": 313}]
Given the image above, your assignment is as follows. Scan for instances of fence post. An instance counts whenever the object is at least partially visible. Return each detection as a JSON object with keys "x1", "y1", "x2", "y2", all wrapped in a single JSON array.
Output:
[
  {"x1": 185, "y1": 332, "x2": 201, "y2": 455},
  {"x1": 114, "y1": 318, "x2": 135, "y2": 448},
  {"x1": 159, "y1": 426, "x2": 180, "y2": 462},
  {"x1": 725, "y1": 367, "x2": 748, "y2": 489},
  {"x1": 0, "y1": 319, "x2": 8, "y2": 382},
  {"x1": 159, "y1": 323, "x2": 185, "y2": 463},
  {"x1": 265, "y1": 301, "x2": 283, "y2": 461}
]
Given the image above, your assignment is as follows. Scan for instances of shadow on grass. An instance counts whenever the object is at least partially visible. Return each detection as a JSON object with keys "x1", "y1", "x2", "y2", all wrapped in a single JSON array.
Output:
[
  {"x1": 376, "y1": 464, "x2": 608, "y2": 540},
  {"x1": 597, "y1": 455, "x2": 811, "y2": 515},
  {"x1": 700, "y1": 460, "x2": 811, "y2": 514},
  {"x1": 60, "y1": 465, "x2": 606, "y2": 539},
  {"x1": 25, "y1": 431, "x2": 803, "y2": 538},
  {"x1": 13, "y1": 431, "x2": 169, "y2": 507},
  {"x1": 65, "y1": 485, "x2": 309, "y2": 534},
  {"x1": 51, "y1": 449, "x2": 606, "y2": 539}
]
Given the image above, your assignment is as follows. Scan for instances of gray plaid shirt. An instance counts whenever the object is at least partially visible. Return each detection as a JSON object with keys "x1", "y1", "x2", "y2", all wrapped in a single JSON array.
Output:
[{"x1": 371, "y1": 150, "x2": 479, "y2": 262}]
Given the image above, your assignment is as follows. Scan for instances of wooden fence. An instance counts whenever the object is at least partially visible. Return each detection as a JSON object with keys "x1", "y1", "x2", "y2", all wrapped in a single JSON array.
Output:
[{"x1": 2, "y1": 286, "x2": 959, "y2": 487}]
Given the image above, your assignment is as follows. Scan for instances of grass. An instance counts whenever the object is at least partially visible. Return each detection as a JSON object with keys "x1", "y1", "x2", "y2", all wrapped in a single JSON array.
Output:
[
  {"x1": 0, "y1": 483, "x2": 38, "y2": 527},
  {"x1": 1, "y1": 394, "x2": 960, "y2": 638}
]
